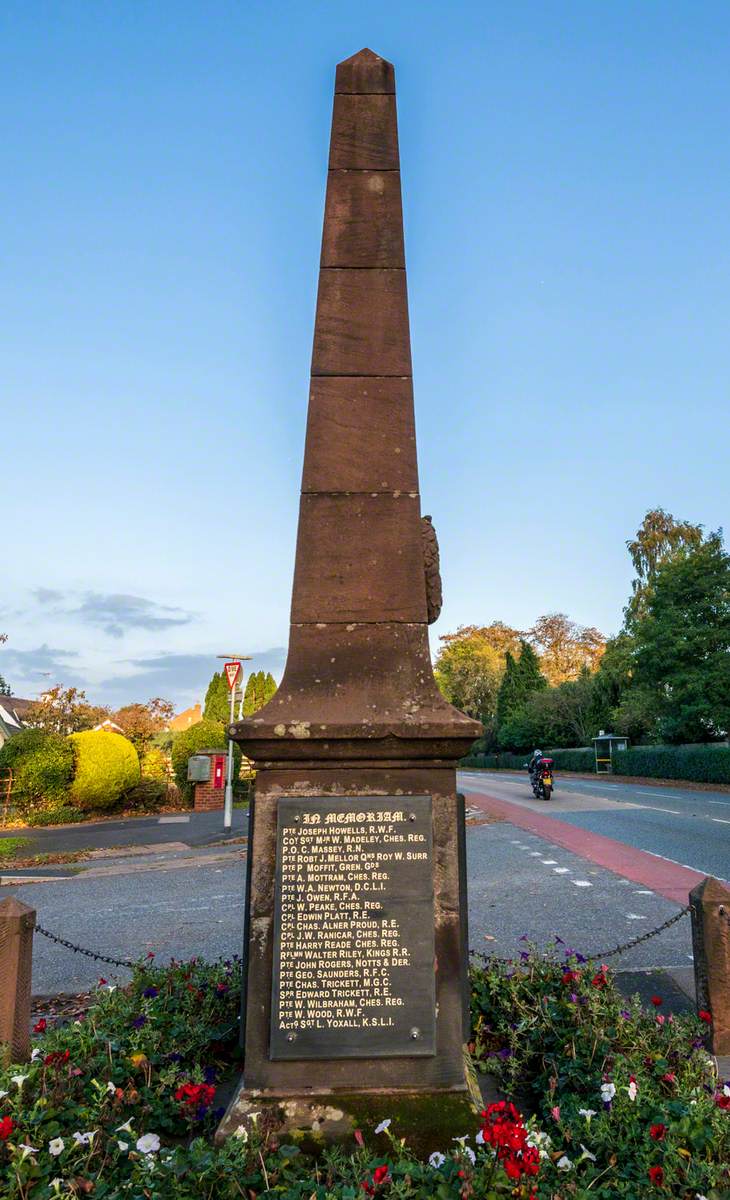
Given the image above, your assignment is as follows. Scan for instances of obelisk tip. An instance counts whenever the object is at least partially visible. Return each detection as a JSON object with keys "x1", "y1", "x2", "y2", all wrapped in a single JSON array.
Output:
[{"x1": 335, "y1": 48, "x2": 395, "y2": 94}]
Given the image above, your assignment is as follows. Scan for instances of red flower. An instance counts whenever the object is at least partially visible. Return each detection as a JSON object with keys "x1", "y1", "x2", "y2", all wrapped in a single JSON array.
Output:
[
  {"x1": 146, "y1": 952, "x2": 155, "y2": 959},
  {"x1": 44, "y1": 1049, "x2": 70, "y2": 1068},
  {"x1": 98, "y1": 977, "x2": 108, "y2": 986},
  {"x1": 562, "y1": 970, "x2": 580, "y2": 985},
  {"x1": 649, "y1": 1123, "x2": 666, "y2": 1141},
  {"x1": 716, "y1": 1092, "x2": 730, "y2": 1111},
  {"x1": 591, "y1": 970, "x2": 608, "y2": 989},
  {"x1": 361, "y1": 1164, "x2": 391, "y2": 1192},
  {"x1": 650, "y1": 995, "x2": 662, "y2": 1007},
  {"x1": 648, "y1": 1165, "x2": 664, "y2": 1186},
  {"x1": 0, "y1": 1116, "x2": 13, "y2": 1141},
  {"x1": 354, "y1": 1129, "x2": 364, "y2": 1147},
  {"x1": 174, "y1": 1081, "x2": 216, "y2": 1114},
  {"x1": 661, "y1": 1072, "x2": 676, "y2": 1085},
  {"x1": 698, "y1": 1009, "x2": 712, "y2": 1024},
  {"x1": 33, "y1": 1018, "x2": 47, "y2": 1034}
]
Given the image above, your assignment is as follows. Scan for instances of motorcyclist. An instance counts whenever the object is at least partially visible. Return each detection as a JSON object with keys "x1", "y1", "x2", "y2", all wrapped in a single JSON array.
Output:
[{"x1": 527, "y1": 749, "x2": 543, "y2": 780}]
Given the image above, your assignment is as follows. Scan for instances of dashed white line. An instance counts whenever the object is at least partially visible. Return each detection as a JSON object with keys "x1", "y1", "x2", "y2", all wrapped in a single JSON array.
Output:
[
  {"x1": 572, "y1": 880, "x2": 592, "y2": 887},
  {"x1": 541, "y1": 859, "x2": 557, "y2": 865},
  {"x1": 712, "y1": 817, "x2": 730, "y2": 825},
  {"x1": 529, "y1": 851, "x2": 542, "y2": 856},
  {"x1": 634, "y1": 889, "x2": 654, "y2": 895},
  {"x1": 553, "y1": 867, "x2": 570, "y2": 874},
  {"x1": 633, "y1": 804, "x2": 682, "y2": 815},
  {"x1": 625, "y1": 913, "x2": 646, "y2": 920}
]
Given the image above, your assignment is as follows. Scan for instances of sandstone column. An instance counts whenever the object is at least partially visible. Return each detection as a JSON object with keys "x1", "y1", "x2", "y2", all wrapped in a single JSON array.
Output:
[{"x1": 232, "y1": 48, "x2": 482, "y2": 1095}]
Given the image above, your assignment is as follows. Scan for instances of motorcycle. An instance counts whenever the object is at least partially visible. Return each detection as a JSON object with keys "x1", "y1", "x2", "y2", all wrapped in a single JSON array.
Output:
[{"x1": 528, "y1": 756, "x2": 554, "y2": 801}]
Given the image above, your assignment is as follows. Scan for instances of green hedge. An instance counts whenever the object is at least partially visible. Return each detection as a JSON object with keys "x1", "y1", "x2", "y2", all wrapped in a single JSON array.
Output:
[
  {"x1": 461, "y1": 748, "x2": 596, "y2": 772},
  {"x1": 68, "y1": 729, "x2": 140, "y2": 811},
  {"x1": 612, "y1": 745, "x2": 730, "y2": 784},
  {"x1": 0, "y1": 728, "x2": 75, "y2": 814}
]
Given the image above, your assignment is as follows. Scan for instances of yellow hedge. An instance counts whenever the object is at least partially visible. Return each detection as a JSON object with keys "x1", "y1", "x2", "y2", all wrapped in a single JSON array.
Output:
[{"x1": 68, "y1": 730, "x2": 140, "y2": 811}]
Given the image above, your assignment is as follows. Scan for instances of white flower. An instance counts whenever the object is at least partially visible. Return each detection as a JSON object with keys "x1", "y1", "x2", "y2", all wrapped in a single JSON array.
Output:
[
  {"x1": 724, "y1": 1084, "x2": 730, "y2": 1097},
  {"x1": 579, "y1": 1143, "x2": 597, "y2": 1162},
  {"x1": 475, "y1": 1129, "x2": 484, "y2": 1145},
  {"x1": 72, "y1": 1131, "x2": 95, "y2": 1146},
  {"x1": 233, "y1": 1125, "x2": 249, "y2": 1142},
  {"x1": 18, "y1": 1143, "x2": 39, "y2": 1157},
  {"x1": 599, "y1": 1082, "x2": 616, "y2": 1102},
  {"x1": 557, "y1": 1155, "x2": 574, "y2": 1171},
  {"x1": 106, "y1": 1081, "x2": 117, "y2": 1094},
  {"x1": 428, "y1": 1151, "x2": 445, "y2": 1168},
  {"x1": 627, "y1": 1079, "x2": 638, "y2": 1101},
  {"x1": 117, "y1": 1141, "x2": 129, "y2": 1152},
  {"x1": 136, "y1": 1133, "x2": 161, "y2": 1155},
  {"x1": 248, "y1": 1111, "x2": 260, "y2": 1125},
  {"x1": 48, "y1": 1138, "x2": 65, "y2": 1157},
  {"x1": 374, "y1": 1119, "x2": 391, "y2": 1134},
  {"x1": 696, "y1": 1194, "x2": 709, "y2": 1199},
  {"x1": 11, "y1": 1074, "x2": 28, "y2": 1089},
  {"x1": 578, "y1": 1108, "x2": 596, "y2": 1121},
  {"x1": 116, "y1": 1121, "x2": 134, "y2": 1133},
  {"x1": 463, "y1": 1145, "x2": 476, "y2": 1165},
  {"x1": 0, "y1": 1091, "x2": 7, "y2": 1099},
  {"x1": 106, "y1": 985, "x2": 117, "y2": 993},
  {"x1": 452, "y1": 1135, "x2": 469, "y2": 1145},
  {"x1": 31, "y1": 1049, "x2": 41, "y2": 1062}
]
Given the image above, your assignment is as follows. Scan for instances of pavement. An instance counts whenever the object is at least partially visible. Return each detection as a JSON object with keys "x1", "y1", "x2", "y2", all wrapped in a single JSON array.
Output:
[{"x1": 0, "y1": 806, "x2": 248, "y2": 857}]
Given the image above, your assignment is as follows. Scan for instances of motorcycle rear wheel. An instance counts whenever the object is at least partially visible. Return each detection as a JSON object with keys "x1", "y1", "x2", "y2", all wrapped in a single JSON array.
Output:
[{"x1": 542, "y1": 785, "x2": 552, "y2": 801}]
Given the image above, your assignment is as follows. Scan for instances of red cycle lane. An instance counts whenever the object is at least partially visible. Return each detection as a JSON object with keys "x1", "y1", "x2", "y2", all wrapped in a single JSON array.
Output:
[{"x1": 462, "y1": 788, "x2": 706, "y2": 906}]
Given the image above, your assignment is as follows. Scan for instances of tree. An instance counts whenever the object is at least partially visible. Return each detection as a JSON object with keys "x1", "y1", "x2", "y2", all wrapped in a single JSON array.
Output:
[
  {"x1": 203, "y1": 671, "x2": 231, "y2": 724},
  {"x1": 0, "y1": 632, "x2": 10, "y2": 695},
  {"x1": 24, "y1": 686, "x2": 110, "y2": 735},
  {"x1": 243, "y1": 671, "x2": 278, "y2": 716},
  {"x1": 435, "y1": 623, "x2": 522, "y2": 731},
  {"x1": 631, "y1": 531, "x2": 730, "y2": 743},
  {"x1": 528, "y1": 613, "x2": 606, "y2": 685},
  {"x1": 625, "y1": 507, "x2": 704, "y2": 627},
  {"x1": 113, "y1": 698, "x2": 174, "y2": 755},
  {"x1": 495, "y1": 640, "x2": 548, "y2": 747}
]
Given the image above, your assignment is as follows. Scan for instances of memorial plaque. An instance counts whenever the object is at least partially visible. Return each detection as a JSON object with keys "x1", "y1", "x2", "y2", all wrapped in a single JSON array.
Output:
[{"x1": 271, "y1": 795, "x2": 435, "y2": 1059}]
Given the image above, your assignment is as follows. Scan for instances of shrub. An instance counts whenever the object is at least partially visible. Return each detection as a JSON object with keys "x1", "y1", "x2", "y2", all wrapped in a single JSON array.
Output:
[
  {"x1": 122, "y1": 779, "x2": 169, "y2": 811},
  {"x1": 68, "y1": 729, "x2": 140, "y2": 811},
  {"x1": 548, "y1": 748, "x2": 595, "y2": 772},
  {"x1": 171, "y1": 719, "x2": 241, "y2": 804},
  {"x1": 24, "y1": 804, "x2": 84, "y2": 826},
  {"x1": 140, "y1": 745, "x2": 171, "y2": 782},
  {"x1": 461, "y1": 748, "x2": 597, "y2": 773},
  {"x1": 0, "y1": 728, "x2": 75, "y2": 814},
  {"x1": 613, "y1": 744, "x2": 730, "y2": 784}
]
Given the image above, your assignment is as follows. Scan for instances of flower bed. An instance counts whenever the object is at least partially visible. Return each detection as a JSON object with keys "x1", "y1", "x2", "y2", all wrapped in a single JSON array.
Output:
[{"x1": 0, "y1": 951, "x2": 727, "y2": 1198}]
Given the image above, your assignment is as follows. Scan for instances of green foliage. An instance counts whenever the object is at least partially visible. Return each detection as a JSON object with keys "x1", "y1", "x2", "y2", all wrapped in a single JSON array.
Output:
[
  {"x1": 68, "y1": 729, "x2": 140, "y2": 811},
  {"x1": 435, "y1": 623, "x2": 521, "y2": 728},
  {"x1": 496, "y1": 641, "x2": 548, "y2": 746},
  {"x1": 470, "y1": 945, "x2": 729, "y2": 1197},
  {"x1": 0, "y1": 728, "x2": 75, "y2": 814},
  {"x1": 203, "y1": 671, "x2": 231, "y2": 723},
  {"x1": 625, "y1": 506, "x2": 705, "y2": 628},
  {"x1": 24, "y1": 804, "x2": 84, "y2": 826},
  {"x1": 0, "y1": 954, "x2": 726, "y2": 1198},
  {"x1": 0, "y1": 674, "x2": 10, "y2": 696},
  {"x1": 631, "y1": 532, "x2": 730, "y2": 742},
  {"x1": 140, "y1": 745, "x2": 170, "y2": 782},
  {"x1": 0, "y1": 837, "x2": 30, "y2": 861},
  {"x1": 243, "y1": 670, "x2": 277, "y2": 715},
  {"x1": 612, "y1": 745, "x2": 730, "y2": 784}
]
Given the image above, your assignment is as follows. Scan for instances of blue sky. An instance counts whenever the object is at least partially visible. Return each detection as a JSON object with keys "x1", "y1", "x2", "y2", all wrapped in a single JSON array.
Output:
[{"x1": 1, "y1": 1, "x2": 728, "y2": 709}]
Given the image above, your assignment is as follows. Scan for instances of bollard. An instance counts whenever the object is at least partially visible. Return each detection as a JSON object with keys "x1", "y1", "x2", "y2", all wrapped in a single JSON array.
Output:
[
  {"x1": 690, "y1": 876, "x2": 730, "y2": 1056},
  {"x1": 0, "y1": 896, "x2": 35, "y2": 1065}
]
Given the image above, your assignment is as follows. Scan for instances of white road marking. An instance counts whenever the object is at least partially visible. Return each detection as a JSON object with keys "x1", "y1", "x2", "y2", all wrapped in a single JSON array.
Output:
[
  {"x1": 553, "y1": 867, "x2": 570, "y2": 874},
  {"x1": 541, "y1": 860, "x2": 557, "y2": 865},
  {"x1": 529, "y1": 851, "x2": 542, "y2": 856},
  {"x1": 617, "y1": 879, "x2": 632, "y2": 885},
  {"x1": 632, "y1": 804, "x2": 682, "y2": 815},
  {"x1": 572, "y1": 880, "x2": 592, "y2": 887},
  {"x1": 634, "y1": 889, "x2": 654, "y2": 895},
  {"x1": 625, "y1": 913, "x2": 646, "y2": 920},
  {"x1": 158, "y1": 816, "x2": 191, "y2": 824},
  {"x1": 712, "y1": 817, "x2": 730, "y2": 825}
]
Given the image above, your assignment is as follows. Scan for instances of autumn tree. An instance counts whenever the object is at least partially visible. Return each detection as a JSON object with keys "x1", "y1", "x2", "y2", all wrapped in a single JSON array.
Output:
[
  {"x1": 528, "y1": 613, "x2": 606, "y2": 685},
  {"x1": 24, "y1": 685, "x2": 110, "y2": 735},
  {"x1": 435, "y1": 624, "x2": 521, "y2": 729},
  {"x1": 114, "y1": 698, "x2": 174, "y2": 755}
]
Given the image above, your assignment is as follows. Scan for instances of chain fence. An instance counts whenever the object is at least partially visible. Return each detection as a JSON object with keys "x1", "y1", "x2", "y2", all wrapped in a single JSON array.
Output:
[{"x1": 33, "y1": 904, "x2": 694, "y2": 977}]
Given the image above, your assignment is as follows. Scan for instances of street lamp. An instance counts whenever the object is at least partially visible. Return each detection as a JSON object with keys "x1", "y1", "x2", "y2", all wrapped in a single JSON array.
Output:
[{"x1": 217, "y1": 655, "x2": 252, "y2": 831}]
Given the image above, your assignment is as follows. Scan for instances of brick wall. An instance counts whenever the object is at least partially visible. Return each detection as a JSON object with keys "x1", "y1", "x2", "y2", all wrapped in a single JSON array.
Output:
[{"x1": 193, "y1": 780, "x2": 225, "y2": 811}]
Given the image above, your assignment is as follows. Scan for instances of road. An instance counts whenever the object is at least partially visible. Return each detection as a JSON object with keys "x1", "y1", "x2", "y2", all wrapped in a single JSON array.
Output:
[
  {"x1": 6, "y1": 816, "x2": 695, "y2": 998},
  {"x1": 0, "y1": 807, "x2": 248, "y2": 854},
  {"x1": 459, "y1": 770, "x2": 730, "y2": 882}
]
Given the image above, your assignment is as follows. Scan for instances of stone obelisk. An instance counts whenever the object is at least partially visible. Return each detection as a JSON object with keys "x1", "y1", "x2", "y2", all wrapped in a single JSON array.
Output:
[{"x1": 231, "y1": 49, "x2": 482, "y2": 1099}]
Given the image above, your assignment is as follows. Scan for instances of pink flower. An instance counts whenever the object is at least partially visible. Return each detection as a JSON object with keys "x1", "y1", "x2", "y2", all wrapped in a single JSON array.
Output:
[{"x1": 551, "y1": 1106, "x2": 561, "y2": 1121}]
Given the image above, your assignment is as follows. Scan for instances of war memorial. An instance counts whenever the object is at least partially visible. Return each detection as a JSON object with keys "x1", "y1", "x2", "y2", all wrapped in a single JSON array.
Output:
[{"x1": 219, "y1": 48, "x2": 483, "y2": 1135}]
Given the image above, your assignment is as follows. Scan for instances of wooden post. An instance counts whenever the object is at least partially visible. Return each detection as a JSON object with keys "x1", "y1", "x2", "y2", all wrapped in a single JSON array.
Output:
[
  {"x1": 690, "y1": 876, "x2": 730, "y2": 1055},
  {"x1": 0, "y1": 896, "x2": 35, "y2": 1065}
]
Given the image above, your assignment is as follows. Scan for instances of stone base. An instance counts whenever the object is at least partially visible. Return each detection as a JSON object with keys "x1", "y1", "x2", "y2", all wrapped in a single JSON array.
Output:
[{"x1": 216, "y1": 1064, "x2": 482, "y2": 1157}]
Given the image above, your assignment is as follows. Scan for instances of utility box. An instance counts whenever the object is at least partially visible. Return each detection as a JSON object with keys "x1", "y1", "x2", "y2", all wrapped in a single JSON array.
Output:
[
  {"x1": 187, "y1": 755, "x2": 211, "y2": 783},
  {"x1": 592, "y1": 732, "x2": 629, "y2": 775},
  {"x1": 187, "y1": 748, "x2": 228, "y2": 810}
]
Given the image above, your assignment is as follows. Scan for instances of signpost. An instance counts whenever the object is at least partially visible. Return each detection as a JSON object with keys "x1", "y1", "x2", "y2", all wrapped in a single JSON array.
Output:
[{"x1": 217, "y1": 655, "x2": 252, "y2": 830}]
